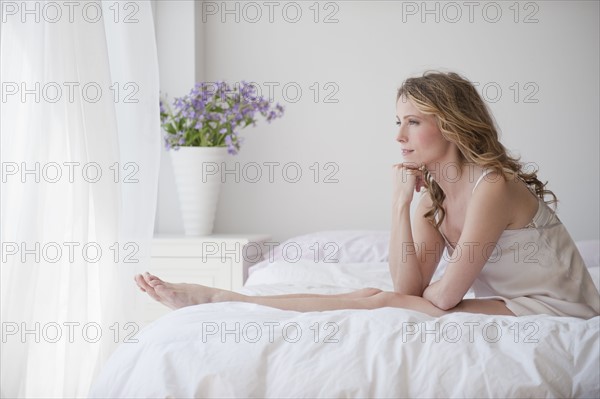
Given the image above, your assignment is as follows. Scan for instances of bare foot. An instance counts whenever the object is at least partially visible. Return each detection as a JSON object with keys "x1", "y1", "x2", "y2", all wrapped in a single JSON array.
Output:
[{"x1": 133, "y1": 272, "x2": 242, "y2": 309}]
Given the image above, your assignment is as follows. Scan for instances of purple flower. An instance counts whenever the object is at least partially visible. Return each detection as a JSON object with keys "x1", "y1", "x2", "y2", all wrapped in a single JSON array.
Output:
[{"x1": 160, "y1": 81, "x2": 285, "y2": 152}]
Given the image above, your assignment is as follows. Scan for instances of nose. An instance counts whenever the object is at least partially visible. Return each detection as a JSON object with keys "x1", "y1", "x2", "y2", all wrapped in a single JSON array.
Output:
[{"x1": 396, "y1": 127, "x2": 407, "y2": 143}]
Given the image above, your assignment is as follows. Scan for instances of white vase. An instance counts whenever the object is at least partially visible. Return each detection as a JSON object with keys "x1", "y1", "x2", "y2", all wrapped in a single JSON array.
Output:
[{"x1": 170, "y1": 147, "x2": 228, "y2": 236}]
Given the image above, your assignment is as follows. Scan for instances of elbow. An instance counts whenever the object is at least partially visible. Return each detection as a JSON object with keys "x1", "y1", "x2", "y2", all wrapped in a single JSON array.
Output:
[
  {"x1": 431, "y1": 295, "x2": 461, "y2": 311},
  {"x1": 425, "y1": 282, "x2": 463, "y2": 310}
]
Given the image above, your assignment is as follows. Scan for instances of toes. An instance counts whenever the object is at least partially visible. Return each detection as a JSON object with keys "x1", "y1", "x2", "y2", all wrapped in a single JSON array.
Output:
[
  {"x1": 143, "y1": 272, "x2": 166, "y2": 288},
  {"x1": 148, "y1": 279, "x2": 164, "y2": 288},
  {"x1": 134, "y1": 274, "x2": 148, "y2": 292},
  {"x1": 143, "y1": 272, "x2": 162, "y2": 285},
  {"x1": 135, "y1": 273, "x2": 165, "y2": 302},
  {"x1": 146, "y1": 272, "x2": 162, "y2": 281},
  {"x1": 136, "y1": 272, "x2": 174, "y2": 305}
]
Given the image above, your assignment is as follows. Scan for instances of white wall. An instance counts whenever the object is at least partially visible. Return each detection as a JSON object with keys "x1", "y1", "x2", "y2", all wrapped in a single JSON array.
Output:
[{"x1": 154, "y1": 1, "x2": 599, "y2": 242}]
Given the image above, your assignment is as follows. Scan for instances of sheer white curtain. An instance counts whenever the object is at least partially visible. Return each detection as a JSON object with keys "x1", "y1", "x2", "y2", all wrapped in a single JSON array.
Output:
[{"x1": 0, "y1": 1, "x2": 160, "y2": 397}]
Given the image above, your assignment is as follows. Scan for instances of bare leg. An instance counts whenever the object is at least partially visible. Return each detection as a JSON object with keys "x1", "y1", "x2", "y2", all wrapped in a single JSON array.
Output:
[
  {"x1": 135, "y1": 273, "x2": 381, "y2": 301},
  {"x1": 242, "y1": 288, "x2": 384, "y2": 300},
  {"x1": 218, "y1": 292, "x2": 515, "y2": 317},
  {"x1": 134, "y1": 273, "x2": 515, "y2": 317},
  {"x1": 135, "y1": 273, "x2": 383, "y2": 309}
]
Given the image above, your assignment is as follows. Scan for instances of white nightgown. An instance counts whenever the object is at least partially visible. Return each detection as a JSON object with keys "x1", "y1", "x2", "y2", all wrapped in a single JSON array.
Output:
[{"x1": 439, "y1": 170, "x2": 600, "y2": 318}]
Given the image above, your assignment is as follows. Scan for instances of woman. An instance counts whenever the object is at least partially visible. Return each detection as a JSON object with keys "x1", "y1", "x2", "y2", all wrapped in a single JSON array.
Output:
[{"x1": 136, "y1": 71, "x2": 599, "y2": 318}]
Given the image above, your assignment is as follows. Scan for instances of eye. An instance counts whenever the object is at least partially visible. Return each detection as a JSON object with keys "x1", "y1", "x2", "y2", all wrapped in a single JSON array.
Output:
[
  {"x1": 408, "y1": 119, "x2": 419, "y2": 125},
  {"x1": 395, "y1": 120, "x2": 401, "y2": 126}
]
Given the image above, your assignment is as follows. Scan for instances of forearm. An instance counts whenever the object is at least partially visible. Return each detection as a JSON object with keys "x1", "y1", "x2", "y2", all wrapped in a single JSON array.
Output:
[{"x1": 388, "y1": 204, "x2": 423, "y2": 296}]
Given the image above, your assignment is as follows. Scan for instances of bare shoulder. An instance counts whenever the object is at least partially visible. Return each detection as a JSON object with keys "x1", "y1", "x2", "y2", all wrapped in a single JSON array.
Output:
[
  {"x1": 468, "y1": 170, "x2": 517, "y2": 229},
  {"x1": 473, "y1": 170, "x2": 539, "y2": 229},
  {"x1": 477, "y1": 169, "x2": 511, "y2": 191},
  {"x1": 472, "y1": 170, "x2": 512, "y2": 202}
]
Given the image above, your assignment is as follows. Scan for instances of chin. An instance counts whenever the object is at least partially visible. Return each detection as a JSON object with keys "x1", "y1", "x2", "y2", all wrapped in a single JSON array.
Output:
[{"x1": 401, "y1": 156, "x2": 421, "y2": 167}]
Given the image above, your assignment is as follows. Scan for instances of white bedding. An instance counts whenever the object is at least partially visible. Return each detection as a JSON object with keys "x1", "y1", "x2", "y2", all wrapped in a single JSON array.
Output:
[{"x1": 89, "y1": 259, "x2": 600, "y2": 398}]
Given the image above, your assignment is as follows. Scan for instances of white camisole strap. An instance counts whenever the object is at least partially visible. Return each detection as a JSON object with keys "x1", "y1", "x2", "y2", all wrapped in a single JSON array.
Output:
[{"x1": 472, "y1": 169, "x2": 493, "y2": 194}]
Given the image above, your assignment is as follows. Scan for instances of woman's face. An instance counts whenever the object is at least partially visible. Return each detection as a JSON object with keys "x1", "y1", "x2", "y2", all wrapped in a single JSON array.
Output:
[{"x1": 395, "y1": 96, "x2": 455, "y2": 168}]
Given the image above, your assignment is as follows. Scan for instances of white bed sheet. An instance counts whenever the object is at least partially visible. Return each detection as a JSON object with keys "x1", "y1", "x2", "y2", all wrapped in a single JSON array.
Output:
[{"x1": 89, "y1": 260, "x2": 600, "y2": 398}]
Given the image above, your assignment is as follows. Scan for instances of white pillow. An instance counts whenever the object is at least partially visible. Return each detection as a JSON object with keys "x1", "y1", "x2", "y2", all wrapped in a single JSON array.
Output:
[
  {"x1": 261, "y1": 230, "x2": 390, "y2": 264},
  {"x1": 252, "y1": 232, "x2": 599, "y2": 270}
]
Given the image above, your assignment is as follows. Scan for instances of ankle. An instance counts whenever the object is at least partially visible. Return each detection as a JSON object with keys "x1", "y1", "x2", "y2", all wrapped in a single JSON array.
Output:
[{"x1": 212, "y1": 290, "x2": 243, "y2": 303}]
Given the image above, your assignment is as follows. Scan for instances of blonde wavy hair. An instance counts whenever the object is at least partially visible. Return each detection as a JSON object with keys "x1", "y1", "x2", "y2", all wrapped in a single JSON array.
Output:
[{"x1": 396, "y1": 70, "x2": 557, "y2": 228}]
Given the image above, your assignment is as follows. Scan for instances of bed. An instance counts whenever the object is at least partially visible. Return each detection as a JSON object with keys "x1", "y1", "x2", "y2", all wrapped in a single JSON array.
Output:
[{"x1": 88, "y1": 231, "x2": 600, "y2": 398}]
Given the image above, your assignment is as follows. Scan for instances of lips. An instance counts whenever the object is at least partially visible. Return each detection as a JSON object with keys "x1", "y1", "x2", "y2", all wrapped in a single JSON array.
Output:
[{"x1": 401, "y1": 149, "x2": 414, "y2": 155}]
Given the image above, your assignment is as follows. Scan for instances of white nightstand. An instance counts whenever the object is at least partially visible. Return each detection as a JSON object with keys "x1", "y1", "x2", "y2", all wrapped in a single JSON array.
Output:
[{"x1": 141, "y1": 234, "x2": 271, "y2": 324}]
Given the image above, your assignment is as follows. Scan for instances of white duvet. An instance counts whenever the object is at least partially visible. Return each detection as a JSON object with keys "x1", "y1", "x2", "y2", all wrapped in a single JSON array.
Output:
[{"x1": 89, "y1": 261, "x2": 600, "y2": 398}]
